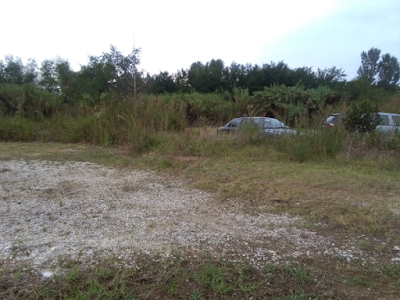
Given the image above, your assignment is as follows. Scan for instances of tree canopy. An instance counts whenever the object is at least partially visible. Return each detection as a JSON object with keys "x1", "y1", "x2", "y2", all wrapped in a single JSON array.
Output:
[
  {"x1": 0, "y1": 45, "x2": 398, "y2": 117},
  {"x1": 357, "y1": 47, "x2": 400, "y2": 91}
]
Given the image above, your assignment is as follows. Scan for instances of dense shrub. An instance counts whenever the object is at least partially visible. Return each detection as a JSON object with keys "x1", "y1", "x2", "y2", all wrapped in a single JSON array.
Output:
[
  {"x1": 0, "y1": 83, "x2": 62, "y2": 119},
  {"x1": 250, "y1": 85, "x2": 339, "y2": 126},
  {"x1": 344, "y1": 100, "x2": 381, "y2": 133}
]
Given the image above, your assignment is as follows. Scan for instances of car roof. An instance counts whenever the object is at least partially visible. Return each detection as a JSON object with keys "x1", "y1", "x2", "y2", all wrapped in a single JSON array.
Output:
[
  {"x1": 378, "y1": 112, "x2": 400, "y2": 116},
  {"x1": 239, "y1": 117, "x2": 278, "y2": 120}
]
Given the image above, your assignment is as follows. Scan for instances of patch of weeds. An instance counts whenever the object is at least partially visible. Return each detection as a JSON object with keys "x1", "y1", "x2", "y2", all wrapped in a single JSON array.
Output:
[
  {"x1": 122, "y1": 182, "x2": 144, "y2": 193},
  {"x1": 264, "y1": 263, "x2": 278, "y2": 287},
  {"x1": 236, "y1": 264, "x2": 258, "y2": 293},
  {"x1": 191, "y1": 290, "x2": 204, "y2": 300},
  {"x1": 13, "y1": 270, "x2": 22, "y2": 280},
  {"x1": 47, "y1": 213, "x2": 55, "y2": 221},
  {"x1": 165, "y1": 276, "x2": 179, "y2": 294},
  {"x1": 356, "y1": 238, "x2": 372, "y2": 250},
  {"x1": 278, "y1": 289, "x2": 320, "y2": 300},
  {"x1": 65, "y1": 267, "x2": 83, "y2": 282},
  {"x1": 195, "y1": 263, "x2": 232, "y2": 295},
  {"x1": 345, "y1": 276, "x2": 371, "y2": 287},
  {"x1": 283, "y1": 264, "x2": 311, "y2": 284},
  {"x1": 383, "y1": 263, "x2": 400, "y2": 290},
  {"x1": 160, "y1": 158, "x2": 173, "y2": 169},
  {"x1": 98, "y1": 266, "x2": 114, "y2": 280},
  {"x1": 384, "y1": 263, "x2": 400, "y2": 279},
  {"x1": 237, "y1": 276, "x2": 258, "y2": 293},
  {"x1": 265, "y1": 262, "x2": 278, "y2": 273}
]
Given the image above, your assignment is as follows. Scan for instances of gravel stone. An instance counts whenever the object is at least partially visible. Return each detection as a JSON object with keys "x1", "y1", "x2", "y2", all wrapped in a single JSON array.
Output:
[{"x1": 0, "y1": 159, "x2": 385, "y2": 270}]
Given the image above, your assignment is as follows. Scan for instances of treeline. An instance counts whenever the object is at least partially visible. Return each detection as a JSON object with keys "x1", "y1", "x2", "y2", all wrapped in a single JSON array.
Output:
[{"x1": 0, "y1": 45, "x2": 399, "y2": 125}]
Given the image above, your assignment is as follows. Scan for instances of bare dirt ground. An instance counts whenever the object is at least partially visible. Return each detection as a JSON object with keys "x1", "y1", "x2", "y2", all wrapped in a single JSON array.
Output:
[{"x1": 0, "y1": 159, "x2": 397, "y2": 275}]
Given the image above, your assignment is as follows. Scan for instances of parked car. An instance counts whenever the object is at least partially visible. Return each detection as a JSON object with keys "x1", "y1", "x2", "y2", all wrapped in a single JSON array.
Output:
[
  {"x1": 218, "y1": 117, "x2": 298, "y2": 136},
  {"x1": 375, "y1": 112, "x2": 400, "y2": 134},
  {"x1": 322, "y1": 113, "x2": 345, "y2": 128},
  {"x1": 323, "y1": 112, "x2": 400, "y2": 134}
]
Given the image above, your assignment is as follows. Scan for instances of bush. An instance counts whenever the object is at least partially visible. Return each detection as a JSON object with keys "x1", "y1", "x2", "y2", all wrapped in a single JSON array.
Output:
[
  {"x1": 0, "y1": 83, "x2": 62, "y2": 119},
  {"x1": 250, "y1": 85, "x2": 339, "y2": 126},
  {"x1": 344, "y1": 100, "x2": 381, "y2": 133},
  {"x1": 0, "y1": 116, "x2": 36, "y2": 141}
]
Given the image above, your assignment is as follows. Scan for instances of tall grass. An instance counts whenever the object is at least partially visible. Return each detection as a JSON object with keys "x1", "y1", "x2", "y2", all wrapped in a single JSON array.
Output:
[
  {"x1": 0, "y1": 97, "x2": 187, "y2": 149},
  {"x1": 0, "y1": 116, "x2": 36, "y2": 141},
  {"x1": 1, "y1": 93, "x2": 399, "y2": 163}
]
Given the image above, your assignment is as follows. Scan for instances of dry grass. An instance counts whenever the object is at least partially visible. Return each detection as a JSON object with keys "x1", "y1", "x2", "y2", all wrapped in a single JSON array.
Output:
[{"x1": 1, "y1": 141, "x2": 400, "y2": 299}]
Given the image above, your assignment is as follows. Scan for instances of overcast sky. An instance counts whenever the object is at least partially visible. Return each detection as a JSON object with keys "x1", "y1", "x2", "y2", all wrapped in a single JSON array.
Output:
[{"x1": 1, "y1": 0, "x2": 399, "y2": 80}]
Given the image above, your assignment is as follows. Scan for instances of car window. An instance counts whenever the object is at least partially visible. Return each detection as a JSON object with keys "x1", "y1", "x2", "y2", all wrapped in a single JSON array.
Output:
[
  {"x1": 325, "y1": 114, "x2": 342, "y2": 124},
  {"x1": 252, "y1": 118, "x2": 262, "y2": 125},
  {"x1": 241, "y1": 118, "x2": 251, "y2": 125},
  {"x1": 392, "y1": 115, "x2": 400, "y2": 126},
  {"x1": 379, "y1": 115, "x2": 390, "y2": 126},
  {"x1": 264, "y1": 118, "x2": 285, "y2": 128},
  {"x1": 326, "y1": 115, "x2": 336, "y2": 123},
  {"x1": 227, "y1": 119, "x2": 241, "y2": 128}
]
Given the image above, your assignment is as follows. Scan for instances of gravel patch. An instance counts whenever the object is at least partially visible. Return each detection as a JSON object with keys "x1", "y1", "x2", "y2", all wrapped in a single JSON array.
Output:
[{"x1": 1, "y1": 159, "x2": 394, "y2": 272}]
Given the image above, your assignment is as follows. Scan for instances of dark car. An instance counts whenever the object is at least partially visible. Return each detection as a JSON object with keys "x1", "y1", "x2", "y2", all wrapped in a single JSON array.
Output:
[{"x1": 218, "y1": 117, "x2": 297, "y2": 136}]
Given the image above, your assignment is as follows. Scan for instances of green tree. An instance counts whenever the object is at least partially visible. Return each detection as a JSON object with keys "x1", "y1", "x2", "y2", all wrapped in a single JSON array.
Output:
[
  {"x1": 246, "y1": 64, "x2": 265, "y2": 94},
  {"x1": 262, "y1": 61, "x2": 291, "y2": 87},
  {"x1": 2, "y1": 56, "x2": 25, "y2": 84},
  {"x1": 357, "y1": 47, "x2": 381, "y2": 84},
  {"x1": 291, "y1": 66, "x2": 317, "y2": 88},
  {"x1": 187, "y1": 59, "x2": 228, "y2": 93},
  {"x1": 0, "y1": 56, "x2": 38, "y2": 85},
  {"x1": 377, "y1": 53, "x2": 400, "y2": 91},
  {"x1": 24, "y1": 58, "x2": 38, "y2": 84},
  {"x1": 39, "y1": 59, "x2": 59, "y2": 93},
  {"x1": 0, "y1": 60, "x2": 5, "y2": 84},
  {"x1": 102, "y1": 45, "x2": 142, "y2": 98},
  {"x1": 316, "y1": 66, "x2": 347, "y2": 88},
  {"x1": 147, "y1": 71, "x2": 178, "y2": 94},
  {"x1": 226, "y1": 62, "x2": 247, "y2": 93},
  {"x1": 207, "y1": 59, "x2": 227, "y2": 92},
  {"x1": 56, "y1": 59, "x2": 77, "y2": 102},
  {"x1": 174, "y1": 68, "x2": 191, "y2": 93},
  {"x1": 188, "y1": 61, "x2": 209, "y2": 93},
  {"x1": 76, "y1": 55, "x2": 114, "y2": 102}
]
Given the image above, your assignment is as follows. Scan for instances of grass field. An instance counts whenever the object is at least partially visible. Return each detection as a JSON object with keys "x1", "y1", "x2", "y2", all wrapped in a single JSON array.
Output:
[{"x1": 1, "y1": 132, "x2": 400, "y2": 299}]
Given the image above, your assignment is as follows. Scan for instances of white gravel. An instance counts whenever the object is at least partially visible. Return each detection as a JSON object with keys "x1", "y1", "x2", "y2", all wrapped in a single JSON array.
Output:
[{"x1": 0, "y1": 159, "x2": 395, "y2": 272}]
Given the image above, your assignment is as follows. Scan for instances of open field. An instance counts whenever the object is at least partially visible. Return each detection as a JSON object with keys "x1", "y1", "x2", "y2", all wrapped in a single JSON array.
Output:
[{"x1": 1, "y1": 140, "x2": 400, "y2": 299}]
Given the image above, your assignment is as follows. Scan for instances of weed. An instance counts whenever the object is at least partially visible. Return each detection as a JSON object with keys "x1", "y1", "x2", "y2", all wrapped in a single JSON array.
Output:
[
  {"x1": 278, "y1": 289, "x2": 319, "y2": 300},
  {"x1": 384, "y1": 263, "x2": 400, "y2": 279},
  {"x1": 195, "y1": 264, "x2": 233, "y2": 294},
  {"x1": 191, "y1": 290, "x2": 204, "y2": 300},
  {"x1": 66, "y1": 267, "x2": 82, "y2": 282},
  {"x1": 345, "y1": 276, "x2": 371, "y2": 287},
  {"x1": 283, "y1": 264, "x2": 311, "y2": 284}
]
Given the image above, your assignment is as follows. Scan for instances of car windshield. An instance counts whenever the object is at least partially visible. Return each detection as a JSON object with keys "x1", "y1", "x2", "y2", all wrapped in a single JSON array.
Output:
[{"x1": 226, "y1": 118, "x2": 241, "y2": 128}]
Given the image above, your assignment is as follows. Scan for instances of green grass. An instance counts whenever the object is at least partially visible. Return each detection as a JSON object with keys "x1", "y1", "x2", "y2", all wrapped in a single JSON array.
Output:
[{"x1": 4, "y1": 254, "x2": 398, "y2": 299}]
